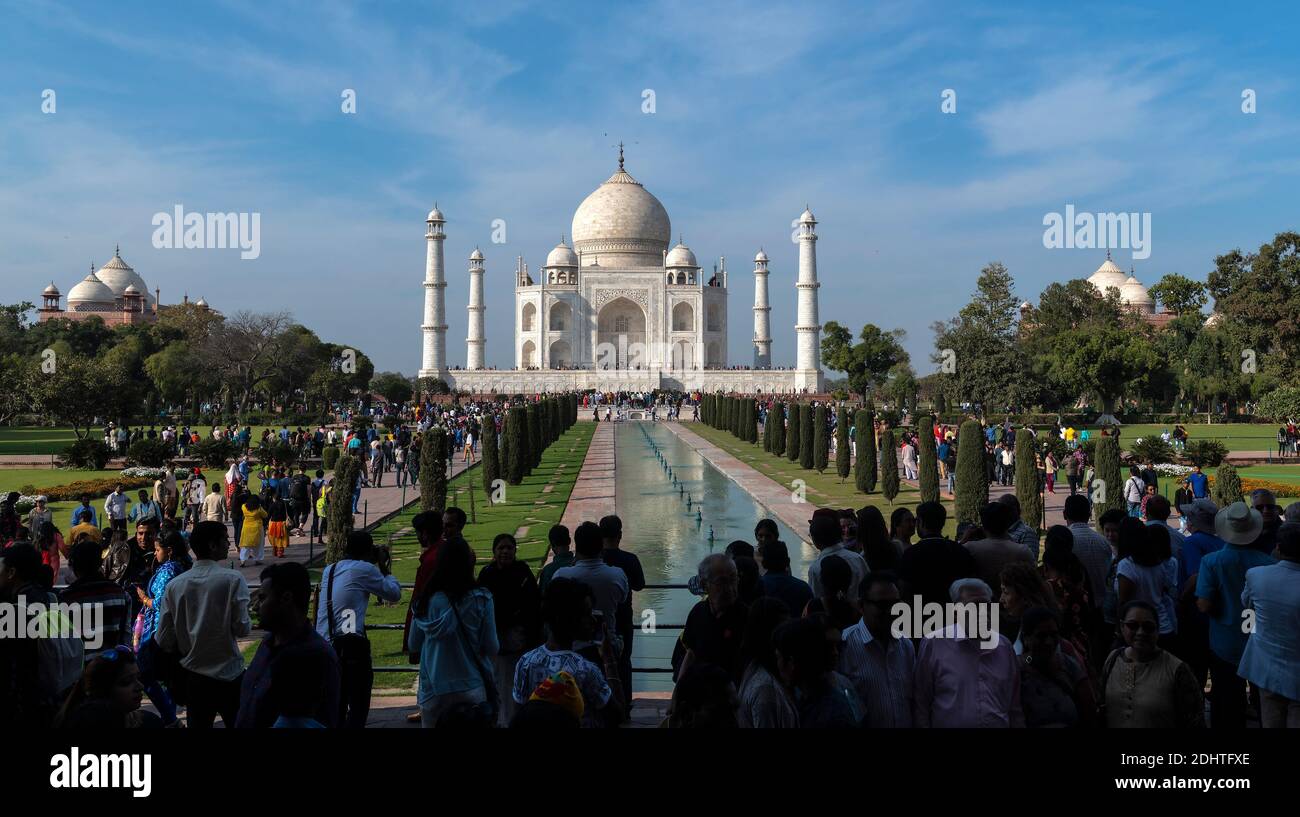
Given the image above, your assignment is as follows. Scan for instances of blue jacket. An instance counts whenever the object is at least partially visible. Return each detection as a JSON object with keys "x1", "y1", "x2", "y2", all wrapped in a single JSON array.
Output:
[{"x1": 410, "y1": 587, "x2": 499, "y2": 704}]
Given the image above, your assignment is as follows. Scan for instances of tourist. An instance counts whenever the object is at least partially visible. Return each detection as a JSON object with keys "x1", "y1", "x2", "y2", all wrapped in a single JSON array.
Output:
[
  {"x1": 201, "y1": 481, "x2": 227, "y2": 525},
  {"x1": 1100, "y1": 600, "x2": 1204, "y2": 728},
  {"x1": 1249, "y1": 488, "x2": 1284, "y2": 556},
  {"x1": 182, "y1": 468, "x2": 206, "y2": 531},
  {"x1": 998, "y1": 494, "x2": 1041, "y2": 560},
  {"x1": 1044, "y1": 450, "x2": 1058, "y2": 494},
  {"x1": 553, "y1": 521, "x2": 629, "y2": 660},
  {"x1": 599, "y1": 514, "x2": 644, "y2": 703},
  {"x1": 675, "y1": 553, "x2": 748, "y2": 683},
  {"x1": 478, "y1": 532, "x2": 542, "y2": 727},
  {"x1": 53, "y1": 646, "x2": 163, "y2": 729},
  {"x1": 134, "y1": 531, "x2": 189, "y2": 725},
  {"x1": 68, "y1": 508, "x2": 101, "y2": 546},
  {"x1": 155, "y1": 521, "x2": 252, "y2": 729},
  {"x1": 237, "y1": 562, "x2": 340, "y2": 728},
  {"x1": 511, "y1": 577, "x2": 622, "y2": 728},
  {"x1": 1115, "y1": 521, "x2": 1179, "y2": 648},
  {"x1": 1143, "y1": 494, "x2": 1186, "y2": 562},
  {"x1": 913, "y1": 578, "x2": 1023, "y2": 728},
  {"x1": 737, "y1": 597, "x2": 797, "y2": 728},
  {"x1": 889, "y1": 507, "x2": 916, "y2": 552},
  {"x1": 60, "y1": 539, "x2": 131, "y2": 661},
  {"x1": 901, "y1": 437, "x2": 918, "y2": 481},
  {"x1": 998, "y1": 562, "x2": 1060, "y2": 650},
  {"x1": 68, "y1": 494, "x2": 98, "y2": 529},
  {"x1": 804, "y1": 554, "x2": 859, "y2": 629},
  {"x1": 317, "y1": 531, "x2": 403, "y2": 728},
  {"x1": 1123, "y1": 466, "x2": 1145, "y2": 517},
  {"x1": 289, "y1": 467, "x2": 312, "y2": 536},
  {"x1": 403, "y1": 509, "x2": 446, "y2": 689},
  {"x1": 1195, "y1": 504, "x2": 1276, "y2": 728},
  {"x1": 840, "y1": 571, "x2": 915, "y2": 728},
  {"x1": 238, "y1": 494, "x2": 268, "y2": 567},
  {"x1": 0, "y1": 544, "x2": 63, "y2": 727},
  {"x1": 266, "y1": 493, "x2": 290, "y2": 558},
  {"x1": 773, "y1": 614, "x2": 861, "y2": 728},
  {"x1": 537, "y1": 524, "x2": 573, "y2": 594},
  {"x1": 1017, "y1": 606, "x2": 1095, "y2": 728},
  {"x1": 1182, "y1": 463, "x2": 1210, "y2": 501},
  {"x1": 756, "y1": 539, "x2": 813, "y2": 617},
  {"x1": 410, "y1": 537, "x2": 500, "y2": 728},
  {"x1": 34, "y1": 521, "x2": 66, "y2": 584},
  {"x1": 806, "y1": 509, "x2": 868, "y2": 601},
  {"x1": 1061, "y1": 495, "x2": 1112, "y2": 614},
  {"x1": 964, "y1": 501, "x2": 1034, "y2": 598},
  {"x1": 1178, "y1": 499, "x2": 1224, "y2": 592},
  {"x1": 855, "y1": 505, "x2": 897, "y2": 571},
  {"x1": 666, "y1": 662, "x2": 740, "y2": 728},
  {"x1": 898, "y1": 501, "x2": 977, "y2": 607},
  {"x1": 754, "y1": 518, "x2": 779, "y2": 549},
  {"x1": 1237, "y1": 522, "x2": 1300, "y2": 728}
]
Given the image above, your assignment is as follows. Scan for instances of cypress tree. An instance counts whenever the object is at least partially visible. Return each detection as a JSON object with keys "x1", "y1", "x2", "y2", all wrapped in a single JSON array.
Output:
[
  {"x1": 880, "y1": 427, "x2": 900, "y2": 505},
  {"x1": 786, "y1": 403, "x2": 801, "y2": 462},
  {"x1": 800, "y1": 404, "x2": 815, "y2": 470},
  {"x1": 955, "y1": 419, "x2": 987, "y2": 526},
  {"x1": 732, "y1": 397, "x2": 742, "y2": 438},
  {"x1": 814, "y1": 405, "x2": 829, "y2": 472},
  {"x1": 1093, "y1": 434, "x2": 1122, "y2": 523},
  {"x1": 917, "y1": 419, "x2": 940, "y2": 503},
  {"x1": 526, "y1": 403, "x2": 542, "y2": 471},
  {"x1": 771, "y1": 402, "x2": 786, "y2": 455},
  {"x1": 1017, "y1": 432, "x2": 1044, "y2": 531},
  {"x1": 762, "y1": 403, "x2": 772, "y2": 452},
  {"x1": 481, "y1": 417, "x2": 500, "y2": 495},
  {"x1": 507, "y1": 406, "x2": 527, "y2": 485},
  {"x1": 836, "y1": 407, "x2": 851, "y2": 482},
  {"x1": 325, "y1": 453, "x2": 362, "y2": 562},
  {"x1": 855, "y1": 408, "x2": 876, "y2": 493},
  {"x1": 1213, "y1": 463, "x2": 1243, "y2": 506},
  {"x1": 747, "y1": 400, "x2": 758, "y2": 443},
  {"x1": 420, "y1": 429, "x2": 446, "y2": 512}
]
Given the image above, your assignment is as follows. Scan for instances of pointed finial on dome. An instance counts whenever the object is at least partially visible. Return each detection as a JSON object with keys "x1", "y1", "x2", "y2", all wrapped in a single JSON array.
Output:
[
  {"x1": 1106, "y1": 249, "x2": 1112, "y2": 260},
  {"x1": 618, "y1": 141, "x2": 625, "y2": 170},
  {"x1": 115, "y1": 243, "x2": 120, "y2": 256}
]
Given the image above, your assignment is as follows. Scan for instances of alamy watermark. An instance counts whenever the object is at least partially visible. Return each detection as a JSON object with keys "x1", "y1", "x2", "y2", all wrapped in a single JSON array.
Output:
[
  {"x1": 152, "y1": 205, "x2": 261, "y2": 260},
  {"x1": 890, "y1": 596, "x2": 1001, "y2": 649},
  {"x1": 0, "y1": 600, "x2": 103, "y2": 649},
  {"x1": 1042, "y1": 204, "x2": 1151, "y2": 260}
]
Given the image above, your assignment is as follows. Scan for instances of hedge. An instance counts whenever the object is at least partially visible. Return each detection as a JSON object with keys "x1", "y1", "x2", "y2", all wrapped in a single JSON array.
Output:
[
  {"x1": 786, "y1": 403, "x2": 801, "y2": 462},
  {"x1": 917, "y1": 419, "x2": 939, "y2": 504}
]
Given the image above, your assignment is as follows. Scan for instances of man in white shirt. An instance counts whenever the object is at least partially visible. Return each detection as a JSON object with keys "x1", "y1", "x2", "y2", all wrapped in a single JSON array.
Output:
[
  {"x1": 104, "y1": 484, "x2": 130, "y2": 532},
  {"x1": 806, "y1": 511, "x2": 869, "y2": 600},
  {"x1": 316, "y1": 531, "x2": 402, "y2": 728},
  {"x1": 156, "y1": 521, "x2": 251, "y2": 728},
  {"x1": 182, "y1": 470, "x2": 207, "y2": 531},
  {"x1": 201, "y1": 482, "x2": 227, "y2": 525}
]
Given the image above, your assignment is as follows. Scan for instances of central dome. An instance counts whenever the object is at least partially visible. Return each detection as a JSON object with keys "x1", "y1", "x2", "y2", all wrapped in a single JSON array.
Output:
[{"x1": 570, "y1": 162, "x2": 671, "y2": 268}]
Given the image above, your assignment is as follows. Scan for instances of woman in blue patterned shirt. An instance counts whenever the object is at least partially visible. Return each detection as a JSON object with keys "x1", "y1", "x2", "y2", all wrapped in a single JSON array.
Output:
[{"x1": 134, "y1": 531, "x2": 190, "y2": 726}]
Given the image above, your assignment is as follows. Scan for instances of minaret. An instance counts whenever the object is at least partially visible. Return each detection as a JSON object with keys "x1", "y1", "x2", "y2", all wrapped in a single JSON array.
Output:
[
  {"x1": 795, "y1": 206, "x2": 821, "y2": 385},
  {"x1": 420, "y1": 205, "x2": 447, "y2": 377},
  {"x1": 466, "y1": 247, "x2": 486, "y2": 370},
  {"x1": 752, "y1": 249, "x2": 772, "y2": 368}
]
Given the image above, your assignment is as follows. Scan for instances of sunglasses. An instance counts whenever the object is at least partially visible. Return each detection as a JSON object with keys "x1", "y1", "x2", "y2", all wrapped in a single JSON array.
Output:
[{"x1": 1122, "y1": 620, "x2": 1158, "y2": 633}]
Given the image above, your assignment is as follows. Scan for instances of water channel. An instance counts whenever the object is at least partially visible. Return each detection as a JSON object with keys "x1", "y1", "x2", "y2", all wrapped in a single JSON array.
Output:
[{"x1": 614, "y1": 422, "x2": 816, "y2": 692}]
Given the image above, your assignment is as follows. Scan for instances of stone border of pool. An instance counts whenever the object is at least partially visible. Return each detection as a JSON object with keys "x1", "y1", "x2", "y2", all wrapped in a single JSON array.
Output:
[
  {"x1": 559, "y1": 421, "x2": 617, "y2": 529},
  {"x1": 662, "y1": 420, "x2": 812, "y2": 542}
]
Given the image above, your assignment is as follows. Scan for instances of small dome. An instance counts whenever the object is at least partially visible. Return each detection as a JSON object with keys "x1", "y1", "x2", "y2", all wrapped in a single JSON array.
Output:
[
  {"x1": 1019, "y1": 300, "x2": 1033, "y2": 310},
  {"x1": 545, "y1": 240, "x2": 577, "y2": 268},
  {"x1": 1120, "y1": 276, "x2": 1154, "y2": 311},
  {"x1": 799, "y1": 206, "x2": 816, "y2": 224},
  {"x1": 666, "y1": 241, "x2": 698, "y2": 268},
  {"x1": 1087, "y1": 253, "x2": 1128, "y2": 294},
  {"x1": 123, "y1": 284, "x2": 140, "y2": 295},
  {"x1": 427, "y1": 205, "x2": 445, "y2": 223},
  {"x1": 43, "y1": 282, "x2": 60, "y2": 296},
  {"x1": 1204, "y1": 312, "x2": 1223, "y2": 328},
  {"x1": 67, "y1": 272, "x2": 115, "y2": 304},
  {"x1": 195, "y1": 297, "x2": 208, "y2": 308},
  {"x1": 754, "y1": 249, "x2": 768, "y2": 263},
  {"x1": 470, "y1": 247, "x2": 485, "y2": 261}
]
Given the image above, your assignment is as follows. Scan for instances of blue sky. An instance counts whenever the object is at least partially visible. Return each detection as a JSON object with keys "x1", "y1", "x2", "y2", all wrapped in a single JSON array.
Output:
[{"x1": 3, "y1": 0, "x2": 1300, "y2": 376}]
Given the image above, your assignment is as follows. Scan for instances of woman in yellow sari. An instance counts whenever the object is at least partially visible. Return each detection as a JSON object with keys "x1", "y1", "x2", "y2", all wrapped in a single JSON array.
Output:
[{"x1": 239, "y1": 495, "x2": 268, "y2": 567}]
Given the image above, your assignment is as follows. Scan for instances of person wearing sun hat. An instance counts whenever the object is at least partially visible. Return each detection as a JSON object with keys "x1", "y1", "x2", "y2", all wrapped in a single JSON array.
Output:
[
  {"x1": 1195, "y1": 501, "x2": 1276, "y2": 728},
  {"x1": 1177, "y1": 499, "x2": 1224, "y2": 589},
  {"x1": 1237, "y1": 522, "x2": 1300, "y2": 728}
]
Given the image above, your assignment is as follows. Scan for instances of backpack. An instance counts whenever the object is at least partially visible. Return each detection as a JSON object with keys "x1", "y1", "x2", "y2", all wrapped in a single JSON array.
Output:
[{"x1": 316, "y1": 484, "x2": 331, "y2": 517}]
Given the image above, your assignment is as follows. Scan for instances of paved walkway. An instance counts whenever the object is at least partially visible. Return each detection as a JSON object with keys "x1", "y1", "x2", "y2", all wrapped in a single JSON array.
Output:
[
  {"x1": 229, "y1": 457, "x2": 476, "y2": 583},
  {"x1": 559, "y1": 421, "x2": 616, "y2": 530}
]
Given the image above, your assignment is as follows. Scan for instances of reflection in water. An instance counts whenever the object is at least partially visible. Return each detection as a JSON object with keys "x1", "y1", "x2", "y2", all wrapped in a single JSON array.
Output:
[{"x1": 614, "y1": 422, "x2": 814, "y2": 691}]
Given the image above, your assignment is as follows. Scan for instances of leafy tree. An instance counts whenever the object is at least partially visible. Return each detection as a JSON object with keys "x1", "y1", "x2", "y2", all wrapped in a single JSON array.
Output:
[
  {"x1": 786, "y1": 403, "x2": 801, "y2": 462},
  {"x1": 1016, "y1": 434, "x2": 1044, "y2": 531},
  {"x1": 820, "y1": 321, "x2": 909, "y2": 398},
  {"x1": 1259, "y1": 385, "x2": 1300, "y2": 422},
  {"x1": 371, "y1": 372, "x2": 414, "y2": 407},
  {"x1": 1149, "y1": 273, "x2": 1208, "y2": 316},
  {"x1": 26, "y1": 353, "x2": 122, "y2": 438},
  {"x1": 1207, "y1": 231, "x2": 1300, "y2": 387},
  {"x1": 799, "y1": 404, "x2": 814, "y2": 470},
  {"x1": 855, "y1": 407, "x2": 876, "y2": 493},
  {"x1": 200, "y1": 311, "x2": 294, "y2": 421},
  {"x1": 813, "y1": 404, "x2": 829, "y2": 473},
  {"x1": 955, "y1": 420, "x2": 988, "y2": 525},
  {"x1": 917, "y1": 420, "x2": 940, "y2": 503},
  {"x1": 931, "y1": 262, "x2": 1022, "y2": 411},
  {"x1": 1093, "y1": 435, "x2": 1124, "y2": 523},
  {"x1": 1213, "y1": 463, "x2": 1244, "y2": 506},
  {"x1": 880, "y1": 427, "x2": 900, "y2": 504},
  {"x1": 835, "y1": 407, "x2": 851, "y2": 482},
  {"x1": 1183, "y1": 440, "x2": 1228, "y2": 468}
]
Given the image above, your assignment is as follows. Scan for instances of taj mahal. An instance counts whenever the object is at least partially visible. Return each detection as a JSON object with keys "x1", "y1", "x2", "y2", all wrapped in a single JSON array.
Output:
[{"x1": 418, "y1": 147, "x2": 824, "y2": 394}]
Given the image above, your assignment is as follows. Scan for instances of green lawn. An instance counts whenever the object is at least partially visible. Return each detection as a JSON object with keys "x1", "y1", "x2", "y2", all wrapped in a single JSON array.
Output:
[
  {"x1": 0, "y1": 467, "x2": 233, "y2": 528},
  {"x1": 346, "y1": 421, "x2": 596, "y2": 688},
  {"x1": 1077, "y1": 423, "x2": 1279, "y2": 453}
]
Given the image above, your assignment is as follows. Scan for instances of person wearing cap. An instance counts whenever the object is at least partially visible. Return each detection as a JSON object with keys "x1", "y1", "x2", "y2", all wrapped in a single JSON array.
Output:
[
  {"x1": 1237, "y1": 522, "x2": 1300, "y2": 728},
  {"x1": 1249, "y1": 489, "x2": 1284, "y2": 557},
  {"x1": 1195, "y1": 501, "x2": 1276, "y2": 728},
  {"x1": 25, "y1": 496, "x2": 53, "y2": 537}
]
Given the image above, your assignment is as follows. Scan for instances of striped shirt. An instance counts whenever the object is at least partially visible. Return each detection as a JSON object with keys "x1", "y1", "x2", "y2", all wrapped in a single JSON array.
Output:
[
  {"x1": 839, "y1": 619, "x2": 915, "y2": 728},
  {"x1": 59, "y1": 579, "x2": 131, "y2": 661}
]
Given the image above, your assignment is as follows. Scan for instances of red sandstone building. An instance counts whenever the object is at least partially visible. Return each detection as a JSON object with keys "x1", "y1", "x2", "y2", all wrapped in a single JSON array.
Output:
[{"x1": 37, "y1": 246, "x2": 211, "y2": 326}]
